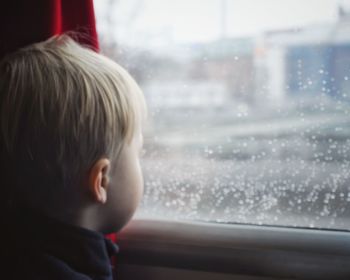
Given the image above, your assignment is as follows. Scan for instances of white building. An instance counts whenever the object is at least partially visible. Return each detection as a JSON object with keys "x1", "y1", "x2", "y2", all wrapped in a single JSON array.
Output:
[{"x1": 143, "y1": 80, "x2": 229, "y2": 109}]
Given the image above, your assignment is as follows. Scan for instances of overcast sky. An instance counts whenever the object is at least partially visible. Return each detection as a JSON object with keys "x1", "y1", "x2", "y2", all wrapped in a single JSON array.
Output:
[{"x1": 95, "y1": 0, "x2": 350, "y2": 46}]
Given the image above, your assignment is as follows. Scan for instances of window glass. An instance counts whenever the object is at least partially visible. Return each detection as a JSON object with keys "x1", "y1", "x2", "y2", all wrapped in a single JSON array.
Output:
[{"x1": 95, "y1": 0, "x2": 350, "y2": 230}]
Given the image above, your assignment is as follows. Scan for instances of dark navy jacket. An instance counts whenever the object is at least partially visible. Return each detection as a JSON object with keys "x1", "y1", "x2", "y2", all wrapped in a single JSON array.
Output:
[{"x1": 0, "y1": 207, "x2": 119, "y2": 280}]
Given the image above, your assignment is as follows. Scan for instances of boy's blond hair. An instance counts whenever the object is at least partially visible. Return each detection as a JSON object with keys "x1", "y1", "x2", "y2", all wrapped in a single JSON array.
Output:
[{"x1": 0, "y1": 35, "x2": 145, "y2": 206}]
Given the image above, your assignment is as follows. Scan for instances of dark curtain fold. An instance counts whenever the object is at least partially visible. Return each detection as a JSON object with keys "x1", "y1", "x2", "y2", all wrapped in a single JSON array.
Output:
[{"x1": 0, "y1": 0, "x2": 99, "y2": 59}]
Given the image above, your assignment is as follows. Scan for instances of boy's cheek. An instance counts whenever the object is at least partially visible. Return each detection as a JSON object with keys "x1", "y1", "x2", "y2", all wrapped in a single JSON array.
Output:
[{"x1": 103, "y1": 176, "x2": 143, "y2": 232}]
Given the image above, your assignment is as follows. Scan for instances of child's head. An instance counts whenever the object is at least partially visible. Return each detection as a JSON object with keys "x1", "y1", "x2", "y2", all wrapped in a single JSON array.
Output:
[{"x1": 0, "y1": 35, "x2": 146, "y2": 233}]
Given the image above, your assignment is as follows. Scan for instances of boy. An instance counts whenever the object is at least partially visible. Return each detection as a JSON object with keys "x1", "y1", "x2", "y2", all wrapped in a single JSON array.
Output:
[{"x1": 0, "y1": 35, "x2": 146, "y2": 280}]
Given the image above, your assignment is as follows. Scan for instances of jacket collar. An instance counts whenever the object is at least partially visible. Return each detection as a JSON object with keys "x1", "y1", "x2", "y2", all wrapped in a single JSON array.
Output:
[{"x1": 10, "y1": 206, "x2": 119, "y2": 280}]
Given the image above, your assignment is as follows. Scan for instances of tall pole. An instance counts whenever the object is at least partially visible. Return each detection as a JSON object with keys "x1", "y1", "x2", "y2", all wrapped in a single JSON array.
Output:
[{"x1": 221, "y1": 0, "x2": 227, "y2": 40}]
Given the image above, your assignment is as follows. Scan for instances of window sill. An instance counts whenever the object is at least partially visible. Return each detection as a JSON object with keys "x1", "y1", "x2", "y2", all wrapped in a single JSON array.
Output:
[{"x1": 117, "y1": 218, "x2": 350, "y2": 279}]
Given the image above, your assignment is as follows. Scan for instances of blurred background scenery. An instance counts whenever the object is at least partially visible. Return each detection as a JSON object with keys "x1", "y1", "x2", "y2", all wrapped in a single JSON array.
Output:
[{"x1": 95, "y1": 0, "x2": 350, "y2": 230}]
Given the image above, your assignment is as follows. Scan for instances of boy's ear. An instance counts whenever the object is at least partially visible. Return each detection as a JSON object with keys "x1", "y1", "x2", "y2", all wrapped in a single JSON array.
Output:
[{"x1": 88, "y1": 158, "x2": 111, "y2": 204}]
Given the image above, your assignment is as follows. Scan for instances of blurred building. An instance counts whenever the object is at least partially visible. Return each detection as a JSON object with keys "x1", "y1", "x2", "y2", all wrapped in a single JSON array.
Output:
[
  {"x1": 189, "y1": 38, "x2": 255, "y2": 103},
  {"x1": 256, "y1": 8, "x2": 350, "y2": 103},
  {"x1": 142, "y1": 38, "x2": 254, "y2": 109}
]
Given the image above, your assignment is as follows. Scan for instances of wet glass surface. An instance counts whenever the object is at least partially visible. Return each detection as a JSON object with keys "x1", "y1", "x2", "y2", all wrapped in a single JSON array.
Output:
[{"x1": 96, "y1": 0, "x2": 350, "y2": 230}]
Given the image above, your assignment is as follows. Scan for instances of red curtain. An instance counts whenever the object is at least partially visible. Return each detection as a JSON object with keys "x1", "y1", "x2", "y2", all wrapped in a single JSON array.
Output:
[{"x1": 0, "y1": 0, "x2": 99, "y2": 59}]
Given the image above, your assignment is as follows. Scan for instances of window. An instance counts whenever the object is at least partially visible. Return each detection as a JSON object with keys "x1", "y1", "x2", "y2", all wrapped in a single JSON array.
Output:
[{"x1": 95, "y1": 0, "x2": 350, "y2": 230}]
